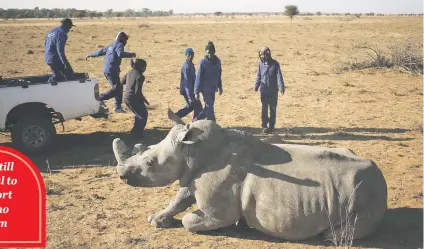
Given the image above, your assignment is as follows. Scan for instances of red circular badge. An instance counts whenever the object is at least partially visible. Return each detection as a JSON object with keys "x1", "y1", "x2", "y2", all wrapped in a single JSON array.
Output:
[{"x1": 0, "y1": 146, "x2": 46, "y2": 248}]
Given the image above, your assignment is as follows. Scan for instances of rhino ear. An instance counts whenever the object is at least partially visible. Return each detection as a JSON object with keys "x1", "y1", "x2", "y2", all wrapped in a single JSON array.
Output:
[
  {"x1": 177, "y1": 125, "x2": 204, "y2": 144},
  {"x1": 167, "y1": 108, "x2": 185, "y2": 126},
  {"x1": 132, "y1": 143, "x2": 147, "y2": 155}
]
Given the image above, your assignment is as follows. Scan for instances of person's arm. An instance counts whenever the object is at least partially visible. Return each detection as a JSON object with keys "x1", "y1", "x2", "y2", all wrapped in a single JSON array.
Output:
[
  {"x1": 254, "y1": 63, "x2": 261, "y2": 91},
  {"x1": 116, "y1": 43, "x2": 136, "y2": 58},
  {"x1": 136, "y1": 75, "x2": 149, "y2": 105},
  {"x1": 218, "y1": 60, "x2": 222, "y2": 92},
  {"x1": 182, "y1": 65, "x2": 193, "y2": 101},
  {"x1": 87, "y1": 46, "x2": 108, "y2": 58},
  {"x1": 121, "y1": 73, "x2": 127, "y2": 85},
  {"x1": 56, "y1": 32, "x2": 70, "y2": 67},
  {"x1": 276, "y1": 63, "x2": 285, "y2": 94},
  {"x1": 194, "y1": 60, "x2": 203, "y2": 95}
]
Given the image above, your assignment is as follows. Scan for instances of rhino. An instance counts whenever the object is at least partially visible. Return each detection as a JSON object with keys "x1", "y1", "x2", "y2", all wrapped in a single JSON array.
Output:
[{"x1": 113, "y1": 109, "x2": 387, "y2": 241}]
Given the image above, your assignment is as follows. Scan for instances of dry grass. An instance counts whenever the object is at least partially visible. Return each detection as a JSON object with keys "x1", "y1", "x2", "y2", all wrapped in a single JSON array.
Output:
[
  {"x1": 44, "y1": 179, "x2": 66, "y2": 195},
  {"x1": 326, "y1": 182, "x2": 362, "y2": 247},
  {"x1": 339, "y1": 37, "x2": 423, "y2": 75},
  {"x1": 0, "y1": 16, "x2": 422, "y2": 249}
]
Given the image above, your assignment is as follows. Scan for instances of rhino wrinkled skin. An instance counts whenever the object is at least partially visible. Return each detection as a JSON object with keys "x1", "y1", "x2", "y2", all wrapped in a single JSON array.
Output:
[{"x1": 113, "y1": 109, "x2": 387, "y2": 241}]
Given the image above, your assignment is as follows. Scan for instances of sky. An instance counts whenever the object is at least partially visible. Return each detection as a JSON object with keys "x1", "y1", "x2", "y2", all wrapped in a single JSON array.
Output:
[{"x1": 1, "y1": 0, "x2": 423, "y2": 14}]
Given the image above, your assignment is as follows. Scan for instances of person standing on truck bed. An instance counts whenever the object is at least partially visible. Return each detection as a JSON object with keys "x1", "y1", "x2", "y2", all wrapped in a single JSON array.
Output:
[
  {"x1": 44, "y1": 18, "x2": 76, "y2": 83},
  {"x1": 86, "y1": 32, "x2": 136, "y2": 113},
  {"x1": 122, "y1": 59, "x2": 149, "y2": 137}
]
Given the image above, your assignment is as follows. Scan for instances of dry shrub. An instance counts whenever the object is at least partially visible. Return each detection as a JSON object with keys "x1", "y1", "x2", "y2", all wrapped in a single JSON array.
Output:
[
  {"x1": 338, "y1": 16, "x2": 357, "y2": 21},
  {"x1": 339, "y1": 37, "x2": 423, "y2": 75},
  {"x1": 326, "y1": 182, "x2": 362, "y2": 247},
  {"x1": 137, "y1": 23, "x2": 149, "y2": 28},
  {"x1": 413, "y1": 122, "x2": 423, "y2": 133},
  {"x1": 45, "y1": 179, "x2": 66, "y2": 195}
]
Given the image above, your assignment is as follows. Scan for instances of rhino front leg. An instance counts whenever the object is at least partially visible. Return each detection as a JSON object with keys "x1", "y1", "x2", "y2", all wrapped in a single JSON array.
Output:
[
  {"x1": 182, "y1": 209, "x2": 240, "y2": 233},
  {"x1": 148, "y1": 187, "x2": 195, "y2": 228}
]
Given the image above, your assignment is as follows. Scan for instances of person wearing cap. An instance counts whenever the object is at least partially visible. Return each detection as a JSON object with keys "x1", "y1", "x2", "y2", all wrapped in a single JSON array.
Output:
[
  {"x1": 194, "y1": 41, "x2": 223, "y2": 122},
  {"x1": 86, "y1": 32, "x2": 136, "y2": 113},
  {"x1": 254, "y1": 47, "x2": 285, "y2": 134},
  {"x1": 175, "y1": 48, "x2": 203, "y2": 121},
  {"x1": 122, "y1": 59, "x2": 149, "y2": 137},
  {"x1": 44, "y1": 18, "x2": 76, "y2": 83}
]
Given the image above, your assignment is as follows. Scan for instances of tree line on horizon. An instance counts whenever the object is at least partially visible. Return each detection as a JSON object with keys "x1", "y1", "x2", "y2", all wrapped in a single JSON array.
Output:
[
  {"x1": 0, "y1": 7, "x2": 421, "y2": 20},
  {"x1": 0, "y1": 7, "x2": 174, "y2": 19}
]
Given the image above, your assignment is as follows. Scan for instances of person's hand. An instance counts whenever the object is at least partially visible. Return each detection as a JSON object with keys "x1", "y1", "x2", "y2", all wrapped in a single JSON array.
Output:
[
  {"x1": 195, "y1": 94, "x2": 200, "y2": 100},
  {"x1": 85, "y1": 55, "x2": 90, "y2": 60},
  {"x1": 188, "y1": 98, "x2": 193, "y2": 105},
  {"x1": 280, "y1": 89, "x2": 285, "y2": 95},
  {"x1": 254, "y1": 87, "x2": 259, "y2": 92},
  {"x1": 219, "y1": 88, "x2": 223, "y2": 95},
  {"x1": 131, "y1": 53, "x2": 137, "y2": 58}
]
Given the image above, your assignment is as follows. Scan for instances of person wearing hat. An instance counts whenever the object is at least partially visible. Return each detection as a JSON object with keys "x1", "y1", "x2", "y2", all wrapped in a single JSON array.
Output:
[
  {"x1": 194, "y1": 41, "x2": 223, "y2": 122},
  {"x1": 254, "y1": 47, "x2": 285, "y2": 134},
  {"x1": 86, "y1": 32, "x2": 136, "y2": 113},
  {"x1": 44, "y1": 18, "x2": 76, "y2": 83},
  {"x1": 175, "y1": 48, "x2": 203, "y2": 121},
  {"x1": 121, "y1": 59, "x2": 149, "y2": 137}
]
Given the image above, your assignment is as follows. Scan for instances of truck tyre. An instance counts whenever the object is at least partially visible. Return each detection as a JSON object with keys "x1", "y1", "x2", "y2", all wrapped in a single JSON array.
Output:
[{"x1": 11, "y1": 116, "x2": 56, "y2": 155}]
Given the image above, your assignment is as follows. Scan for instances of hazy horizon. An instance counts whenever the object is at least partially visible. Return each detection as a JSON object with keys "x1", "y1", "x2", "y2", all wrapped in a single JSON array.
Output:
[{"x1": 1, "y1": 0, "x2": 423, "y2": 14}]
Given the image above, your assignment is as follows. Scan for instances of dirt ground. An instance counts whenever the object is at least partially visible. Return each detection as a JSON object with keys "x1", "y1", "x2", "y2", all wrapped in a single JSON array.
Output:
[{"x1": 0, "y1": 16, "x2": 422, "y2": 249}]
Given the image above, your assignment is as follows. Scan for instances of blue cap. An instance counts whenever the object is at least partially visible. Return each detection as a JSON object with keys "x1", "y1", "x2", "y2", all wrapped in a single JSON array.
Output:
[{"x1": 185, "y1": 48, "x2": 194, "y2": 55}]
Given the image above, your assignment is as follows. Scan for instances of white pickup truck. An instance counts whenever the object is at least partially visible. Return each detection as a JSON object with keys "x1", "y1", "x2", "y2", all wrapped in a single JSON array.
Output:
[{"x1": 0, "y1": 72, "x2": 108, "y2": 154}]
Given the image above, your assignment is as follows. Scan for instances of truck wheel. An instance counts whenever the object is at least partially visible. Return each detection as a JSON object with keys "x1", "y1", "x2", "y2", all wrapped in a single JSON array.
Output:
[{"x1": 11, "y1": 116, "x2": 56, "y2": 154}]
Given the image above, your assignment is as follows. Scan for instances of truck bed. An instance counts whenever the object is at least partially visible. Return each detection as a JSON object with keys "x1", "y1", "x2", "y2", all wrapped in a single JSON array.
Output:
[{"x1": 0, "y1": 73, "x2": 89, "y2": 88}]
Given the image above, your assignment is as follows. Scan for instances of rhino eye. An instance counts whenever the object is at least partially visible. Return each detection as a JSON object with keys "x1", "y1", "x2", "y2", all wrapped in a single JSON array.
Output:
[{"x1": 145, "y1": 158, "x2": 154, "y2": 167}]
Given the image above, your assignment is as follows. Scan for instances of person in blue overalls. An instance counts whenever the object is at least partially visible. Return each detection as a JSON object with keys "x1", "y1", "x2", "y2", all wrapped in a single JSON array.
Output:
[
  {"x1": 194, "y1": 41, "x2": 223, "y2": 122},
  {"x1": 44, "y1": 18, "x2": 76, "y2": 83},
  {"x1": 175, "y1": 48, "x2": 203, "y2": 121},
  {"x1": 86, "y1": 32, "x2": 136, "y2": 113},
  {"x1": 254, "y1": 47, "x2": 285, "y2": 134}
]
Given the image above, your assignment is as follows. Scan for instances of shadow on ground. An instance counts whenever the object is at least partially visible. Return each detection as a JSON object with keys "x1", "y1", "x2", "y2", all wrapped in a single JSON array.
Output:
[
  {"x1": 0, "y1": 128, "x2": 170, "y2": 173},
  {"x1": 228, "y1": 126, "x2": 415, "y2": 143},
  {"x1": 194, "y1": 208, "x2": 423, "y2": 249},
  {"x1": 0, "y1": 125, "x2": 416, "y2": 172}
]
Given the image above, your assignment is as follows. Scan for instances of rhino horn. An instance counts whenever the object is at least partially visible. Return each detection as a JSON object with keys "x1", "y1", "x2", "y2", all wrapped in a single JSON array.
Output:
[
  {"x1": 168, "y1": 108, "x2": 185, "y2": 125},
  {"x1": 113, "y1": 138, "x2": 131, "y2": 165}
]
